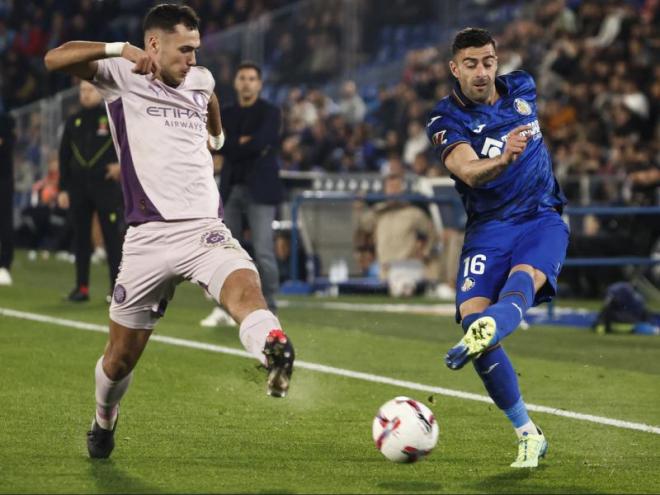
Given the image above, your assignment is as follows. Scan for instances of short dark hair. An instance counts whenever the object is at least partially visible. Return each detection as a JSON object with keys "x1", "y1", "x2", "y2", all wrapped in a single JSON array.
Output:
[
  {"x1": 235, "y1": 61, "x2": 262, "y2": 79},
  {"x1": 143, "y1": 4, "x2": 200, "y2": 33},
  {"x1": 451, "y1": 27, "x2": 496, "y2": 55}
]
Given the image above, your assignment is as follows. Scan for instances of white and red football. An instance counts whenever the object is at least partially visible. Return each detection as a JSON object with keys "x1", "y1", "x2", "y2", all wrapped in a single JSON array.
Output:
[{"x1": 372, "y1": 396, "x2": 439, "y2": 463}]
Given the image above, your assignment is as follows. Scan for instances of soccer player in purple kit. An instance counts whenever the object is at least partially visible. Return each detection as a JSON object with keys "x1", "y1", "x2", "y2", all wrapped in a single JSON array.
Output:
[
  {"x1": 45, "y1": 3, "x2": 294, "y2": 459},
  {"x1": 427, "y1": 28, "x2": 569, "y2": 468}
]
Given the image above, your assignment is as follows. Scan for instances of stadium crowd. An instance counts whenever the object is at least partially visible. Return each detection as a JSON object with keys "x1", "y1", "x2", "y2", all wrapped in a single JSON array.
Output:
[
  {"x1": 273, "y1": 0, "x2": 659, "y2": 206},
  {"x1": 2, "y1": 1, "x2": 658, "y2": 196},
  {"x1": 0, "y1": 0, "x2": 296, "y2": 108}
]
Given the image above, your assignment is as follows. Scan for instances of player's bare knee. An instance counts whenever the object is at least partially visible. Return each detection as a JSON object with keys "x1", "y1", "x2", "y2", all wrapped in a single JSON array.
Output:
[
  {"x1": 234, "y1": 287, "x2": 268, "y2": 321},
  {"x1": 220, "y1": 269, "x2": 267, "y2": 321},
  {"x1": 459, "y1": 297, "x2": 491, "y2": 319},
  {"x1": 510, "y1": 264, "x2": 546, "y2": 292},
  {"x1": 102, "y1": 353, "x2": 135, "y2": 381},
  {"x1": 532, "y1": 270, "x2": 547, "y2": 292}
]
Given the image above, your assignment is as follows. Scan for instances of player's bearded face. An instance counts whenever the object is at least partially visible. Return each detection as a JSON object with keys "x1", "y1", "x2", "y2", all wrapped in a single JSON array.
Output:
[
  {"x1": 450, "y1": 44, "x2": 498, "y2": 104},
  {"x1": 152, "y1": 25, "x2": 200, "y2": 87}
]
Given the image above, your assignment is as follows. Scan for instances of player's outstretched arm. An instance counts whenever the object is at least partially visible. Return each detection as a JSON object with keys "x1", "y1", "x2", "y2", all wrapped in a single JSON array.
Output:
[
  {"x1": 44, "y1": 41, "x2": 106, "y2": 80},
  {"x1": 207, "y1": 92, "x2": 225, "y2": 150},
  {"x1": 44, "y1": 41, "x2": 159, "y2": 80},
  {"x1": 445, "y1": 124, "x2": 531, "y2": 187},
  {"x1": 207, "y1": 92, "x2": 223, "y2": 137}
]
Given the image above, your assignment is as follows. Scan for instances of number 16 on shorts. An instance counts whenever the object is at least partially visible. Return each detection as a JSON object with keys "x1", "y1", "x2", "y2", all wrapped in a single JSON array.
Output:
[
  {"x1": 459, "y1": 254, "x2": 486, "y2": 294},
  {"x1": 463, "y1": 254, "x2": 486, "y2": 276}
]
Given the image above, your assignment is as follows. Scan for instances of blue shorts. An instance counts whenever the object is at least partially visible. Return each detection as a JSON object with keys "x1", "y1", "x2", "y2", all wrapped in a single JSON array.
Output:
[{"x1": 455, "y1": 209, "x2": 569, "y2": 321}]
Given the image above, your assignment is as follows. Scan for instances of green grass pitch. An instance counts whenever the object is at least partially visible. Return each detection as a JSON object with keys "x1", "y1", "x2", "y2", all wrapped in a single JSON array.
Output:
[{"x1": 1, "y1": 251, "x2": 659, "y2": 494}]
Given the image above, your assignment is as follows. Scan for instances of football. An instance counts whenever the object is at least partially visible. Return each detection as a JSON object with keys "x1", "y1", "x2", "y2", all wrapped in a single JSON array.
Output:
[{"x1": 372, "y1": 396, "x2": 439, "y2": 463}]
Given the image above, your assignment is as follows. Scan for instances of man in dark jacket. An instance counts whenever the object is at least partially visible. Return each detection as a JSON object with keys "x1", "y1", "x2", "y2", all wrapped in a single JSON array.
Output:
[
  {"x1": 57, "y1": 81, "x2": 123, "y2": 302},
  {"x1": 0, "y1": 107, "x2": 15, "y2": 286},
  {"x1": 202, "y1": 61, "x2": 282, "y2": 326}
]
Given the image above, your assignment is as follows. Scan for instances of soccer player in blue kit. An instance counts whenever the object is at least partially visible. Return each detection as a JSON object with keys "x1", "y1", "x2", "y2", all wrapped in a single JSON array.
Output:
[{"x1": 427, "y1": 28, "x2": 569, "y2": 468}]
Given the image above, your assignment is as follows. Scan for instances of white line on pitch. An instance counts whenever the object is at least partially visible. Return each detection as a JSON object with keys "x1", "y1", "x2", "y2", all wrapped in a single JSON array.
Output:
[
  {"x1": 2, "y1": 306, "x2": 659, "y2": 436},
  {"x1": 278, "y1": 299, "x2": 457, "y2": 316}
]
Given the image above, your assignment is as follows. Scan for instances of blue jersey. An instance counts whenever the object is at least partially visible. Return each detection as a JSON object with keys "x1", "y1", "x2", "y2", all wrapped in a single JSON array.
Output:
[{"x1": 426, "y1": 70, "x2": 566, "y2": 229}]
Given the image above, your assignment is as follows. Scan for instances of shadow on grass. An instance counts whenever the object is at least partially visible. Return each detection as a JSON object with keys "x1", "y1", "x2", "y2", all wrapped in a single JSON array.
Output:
[
  {"x1": 255, "y1": 490, "x2": 298, "y2": 494},
  {"x1": 377, "y1": 480, "x2": 444, "y2": 492},
  {"x1": 88, "y1": 459, "x2": 160, "y2": 494},
  {"x1": 470, "y1": 465, "x2": 603, "y2": 494}
]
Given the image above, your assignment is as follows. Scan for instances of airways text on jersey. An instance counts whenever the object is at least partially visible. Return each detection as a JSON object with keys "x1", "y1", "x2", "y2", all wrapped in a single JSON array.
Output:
[{"x1": 146, "y1": 106, "x2": 207, "y2": 133}]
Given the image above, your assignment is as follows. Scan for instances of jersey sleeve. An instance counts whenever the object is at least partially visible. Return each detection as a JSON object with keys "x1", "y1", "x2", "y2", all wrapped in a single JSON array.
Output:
[
  {"x1": 425, "y1": 112, "x2": 470, "y2": 165},
  {"x1": 202, "y1": 66, "x2": 216, "y2": 94},
  {"x1": 93, "y1": 58, "x2": 134, "y2": 102},
  {"x1": 509, "y1": 70, "x2": 536, "y2": 99}
]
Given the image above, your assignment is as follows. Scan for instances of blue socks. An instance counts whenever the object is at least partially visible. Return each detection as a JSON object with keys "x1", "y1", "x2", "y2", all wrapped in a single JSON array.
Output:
[
  {"x1": 461, "y1": 313, "x2": 480, "y2": 333},
  {"x1": 482, "y1": 271, "x2": 535, "y2": 343},
  {"x1": 472, "y1": 345, "x2": 520, "y2": 410},
  {"x1": 473, "y1": 345, "x2": 531, "y2": 429},
  {"x1": 504, "y1": 397, "x2": 532, "y2": 428},
  {"x1": 461, "y1": 271, "x2": 535, "y2": 430}
]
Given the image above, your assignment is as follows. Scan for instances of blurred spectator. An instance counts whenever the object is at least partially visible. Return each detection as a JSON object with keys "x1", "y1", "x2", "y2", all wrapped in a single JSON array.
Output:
[
  {"x1": 411, "y1": 152, "x2": 431, "y2": 177},
  {"x1": 354, "y1": 173, "x2": 440, "y2": 294},
  {"x1": 19, "y1": 154, "x2": 71, "y2": 260},
  {"x1": 12, "y1": 18, "x2": 47, "y2": 57},
  {"x1": 308, "y1": 88, "x2": 338, "y2": 120},
  {"x1": 369, "y1": 85, "x2": 398, "y2": 136},
  {"x1": 271, "y1": 32, "x2": 301, "y2": 84},
  {"x1": 354, "y1": 243, "x2": 379, "y2": 279},
  {"x1": 338, "y1": 81, "x2": 366, "y2": 125},
  {"x1": 286, "y1": 88, "x2": 318, "y2": 133},
  {"x1": 306, "y1": 31, "x2": 339, "y2": 83},
  {"x1": 402, "y1": 121, "x2": 429, "y2": 167}
]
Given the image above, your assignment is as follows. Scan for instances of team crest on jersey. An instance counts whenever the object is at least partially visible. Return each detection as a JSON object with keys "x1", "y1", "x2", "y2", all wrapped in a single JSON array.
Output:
[
  {"x1": 431, "y1": 130, "x2": 447, "y2": 146},
  {"x1": 97, "y1": 116, "x2": 109, "y2": 136},
  {"x1": 113, "y1": 284, "x2": 127, "y2": 304},
  {"x1": 201, "y1": 230, "x2": 227, "y2": 247},
  {"x1": 514, "y1": 98, "x2": 532, "y2": 116},
  {"x1": 192, "y1": 91, "x2": 206, "y2": 109},
  {"x1": 461, "y1": 277, "x2": 475, "y2": 293}
]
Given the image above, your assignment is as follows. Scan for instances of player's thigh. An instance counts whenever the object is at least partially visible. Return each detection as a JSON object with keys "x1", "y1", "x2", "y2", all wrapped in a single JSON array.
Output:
[
  {"x1": 509, "y1": 263, "x2": 547, "y2": 293},
  {"x1": 220, "y1": 268, "x2": 268, "y2": 321},
  {"x1": 512, "y1": 211, "x2": 569, "y2": 303},
  {"x1": 455, "y1": 243, "x2": 510, "y2": 312},
  {"x1": 180, "y1": 218, "x2": 259, "y2": 309},
  {"x1": 109, "y1": 225, "x2": 180, "y2": 330},
  {"x1": 459, "y1": 296, "x2": 491, "y2": 320}
]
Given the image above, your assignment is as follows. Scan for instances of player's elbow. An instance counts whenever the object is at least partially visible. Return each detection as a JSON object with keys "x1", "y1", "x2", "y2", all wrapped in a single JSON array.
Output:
[
  {"x1": 453, "y1": 169, "x2": 478, "y2": 188},
  {"x1": 44, "y1": 46, "x2": 61, "y2": 72},
  {"x1": 461, "y1": 175, "x2": 476, "y2": 188},
  {"x1": 44, "y1": 42, "x2": 73, "y2": 71},
  {"x1": 44, "y1": 50, "x2": 55, "y2": 71}
]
